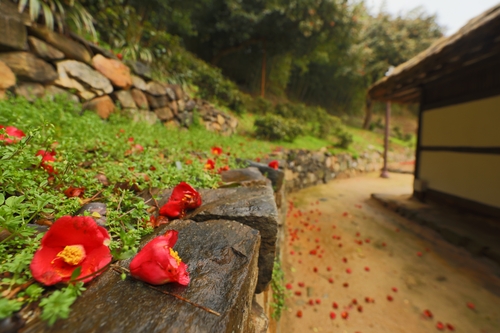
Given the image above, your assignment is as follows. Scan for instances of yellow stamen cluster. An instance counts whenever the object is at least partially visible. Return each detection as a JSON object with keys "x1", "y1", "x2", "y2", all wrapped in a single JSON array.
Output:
[
  {"x1": 56, "y1": 245, "x2": 86, "y2": 266},
  {"x1": 169, "y1": 248, "x2": 182, "y2": 265}
]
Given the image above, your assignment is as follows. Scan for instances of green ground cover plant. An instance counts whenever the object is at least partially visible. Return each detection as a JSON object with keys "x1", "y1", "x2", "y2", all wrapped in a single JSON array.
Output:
[{"x1": 0, "y1": 96, "x2": 279, "y2": 324}]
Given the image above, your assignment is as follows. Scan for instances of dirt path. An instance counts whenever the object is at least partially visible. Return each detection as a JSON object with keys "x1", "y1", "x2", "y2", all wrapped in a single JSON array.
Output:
[{"x1": 280, "y1": 172, "x2": 500, "y2": 333}]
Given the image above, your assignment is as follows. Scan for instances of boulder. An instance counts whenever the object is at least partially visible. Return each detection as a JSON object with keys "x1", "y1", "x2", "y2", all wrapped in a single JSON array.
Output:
[
  {"x1": 133, "y1": 110, "x2": 158, "y2": 125},
  {"x1": 55, "y1": 60, "x2": 113, "y2": 94},
  {"x1": 131, "y1": 75, "x2": 147, "y2": 91},
  {"x1": 44, "y1": 85, "x2": 79, "y2": 104},
  {"x1": 0, "y1": 52, "x2": 57, "y2": 83},
  {"x1": 169, "y1": 100, "x2": 178, "y2": 115},
  {"x1": 245, "y1": 160, "x2": 285, "y2": 191},
  {"x1": 27, "y1": 36, "x2": 64, "y2": 61},
  {"x1": 177, "y1": 99, "x2": 185, "y2": 112},
  {"x1": 126, "y1": 60, "x2": 152, "y2": 79},
  {"x1": 145, "y1": 93, "x2": 168, "y2": 109},
  {"x1": 77, "y1": 90, "x2": 96, "y2": 101},
  {"x1": 165, "y1": 86, "x2": 176, "y2": 101},
  {"x1": 170, "y1": 84, "x2": 184, "y2": 101},
  {"x1": 82, "y1": 95, "x2": 115, "y2": 119},
  {"x1": 145, "y1": 80, "x2": 165, "y2": 96},
  {"x1": 186, "y1": 186, "x2": 278, "y2": 293},
  {"x1": 176, "y1": 110, "x2": 193, "y2": 128},
  {"x1": 92, "y1": 54, "x2": 132, "y2": 90},
  {"x1": 68, "y1": 31, "x2": 115, "y2": 59},
  {"x1": 0, "y1": 1, "x2": 28, "y2": 51},
  {"x1": 154, "y1": 107, "x2": 174, "y2": 121},
  {"x1": 14, "y1": 83, "x2": 45, "y2": 102},
  {"x1": 130, "y1": 88, "x2": 149, "y2": 110},
  {"x1": 220, "y1": 167, "x2": 268, "y2": 187},
  {"x1": 112, "y1": 90, "x2": 136, "y2": 109},
  {"x1": 0, "y1": 60, "x2": 16, "y2": 89},
  {"x1": 185, "y1": 99, "x2": 196, "y2": 111},
  {"x1": 28, "y1": 25, "x2": 92, "y2": 63},
  {"x1": 22, "y1": 220, "x2": 260, "y2": 333}
]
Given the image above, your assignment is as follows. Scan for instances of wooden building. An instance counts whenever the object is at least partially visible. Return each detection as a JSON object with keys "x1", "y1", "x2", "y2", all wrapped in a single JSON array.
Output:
[{"x1": 368, "y1": 5, "x2": 500, "y2": 218}]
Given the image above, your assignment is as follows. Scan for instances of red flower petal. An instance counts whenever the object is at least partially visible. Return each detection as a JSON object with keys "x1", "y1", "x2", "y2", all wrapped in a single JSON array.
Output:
[
  {"x1": 30, "y1": 216, "x2": 112, "y2": 286},
  {"x1": 341, "y1": 311, "x2": 348, "y2": 319},
  {"x1": 204, "y1": 159, "x2": 215, "y2": 170},
  {"x1": 387, "y1": 295, "x2": 393, "y2": 301},
  {"x1": 0, "y1": 125, "x2": 25, "y2": 144},
  {"x1": 286, "y1": 283, "x2": 293, "y2": 290},
  {"x1": 211, "y1": 146, "x2": 223, "y2": 155},
  {"x1": 332, "y1": 302, "x2": 338, "y2": 309},
  {"x1": 296, "y1": 310, "x2": 303, "y2": 318},
  {"x1": 330, "y1": 312, "x2": 336, "y2": 319},
  {"x1": 423, "y1": 309, "x2": 433, "y2": 318},
  {"x1": 436, "y1": 322, "x2": 445, "y2": 330},
  {"x1": 268, "y1": 160, "x2": 279, "y2": 169}
]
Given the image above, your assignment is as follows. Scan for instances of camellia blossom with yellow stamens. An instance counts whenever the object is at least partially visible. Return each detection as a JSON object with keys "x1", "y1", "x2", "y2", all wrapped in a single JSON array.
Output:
[
  {"x1": 30, "y1": 216, "x2": 112, "y2": 286},
  {"x1": 159, "y1": 182, "x2": 202, "y2": 219},
  {"x1": 130, "y1": 230, "x2": 190, "y2": 285}
]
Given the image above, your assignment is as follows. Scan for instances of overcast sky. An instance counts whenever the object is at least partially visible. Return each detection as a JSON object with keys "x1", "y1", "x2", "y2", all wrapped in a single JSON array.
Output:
[{"x1": 365, "y1": 0, "x2": 500, "y2": 35}]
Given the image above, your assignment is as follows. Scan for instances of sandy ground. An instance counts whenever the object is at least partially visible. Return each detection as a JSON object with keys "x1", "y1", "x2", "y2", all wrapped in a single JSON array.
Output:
[{"x1": 279, "y1": 172, "x2": 500, "y2": 333}]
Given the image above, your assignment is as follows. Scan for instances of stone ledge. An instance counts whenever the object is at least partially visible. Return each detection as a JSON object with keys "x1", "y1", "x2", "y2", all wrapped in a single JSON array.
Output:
[{"x1": 23, "y1": 219, "x2": 261, "y2": 333}]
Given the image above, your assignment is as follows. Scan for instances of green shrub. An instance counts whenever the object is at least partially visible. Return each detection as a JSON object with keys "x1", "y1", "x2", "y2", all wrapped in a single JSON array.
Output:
[
  {"x1": 335, "y1": 129, "x2": 354, "y2": 149},
  {"x1": 254, "y1": 114, "x2": 303, "y2": 142}
]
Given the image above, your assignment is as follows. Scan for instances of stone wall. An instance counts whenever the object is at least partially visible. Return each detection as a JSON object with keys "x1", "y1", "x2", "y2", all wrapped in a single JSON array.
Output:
[
  {"x1": 0, "y1": 1, "x2": 237, "y2": 135},
  {"x1": 266, "y1": 148, "x2": 414, "y2": 193}
]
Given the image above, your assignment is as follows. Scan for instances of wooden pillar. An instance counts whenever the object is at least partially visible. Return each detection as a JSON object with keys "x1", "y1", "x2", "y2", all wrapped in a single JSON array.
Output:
[{"x1": 381, "y1": 101, "x2": 391, "y2": 178}]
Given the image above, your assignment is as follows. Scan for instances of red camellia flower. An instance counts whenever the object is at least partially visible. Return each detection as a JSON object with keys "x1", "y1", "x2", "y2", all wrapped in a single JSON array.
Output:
[
  {"x1": 36, "y1": 150, "x2": 57, "y2": 174},
  {"x1": 63, "y1": 186, "x2": 85, "y2": 198},
  {"x1": 211, "y1": 146, "x2": 222, "y2": 155},
  {"x1": 159, "y1": 182, "x2": 202, "y2": 219},
  {"x1": 0, "y1": 125, "x2": 25, "y2": 144},
  {"x1": 268, "y1": 160, "x2": 279, "y2": 169},
  {"x1": 217, "y1": 165, "x2": 230, "y2": 174},
  {"x1": 204, "y1": 159, "x2": 215, "y2": 170},
  {"x1": 130, "y1": 230, "x2": 190, "y2": 286},
  {"x1": 30, "y1": 216, "x2": 112, "y2": 286}
]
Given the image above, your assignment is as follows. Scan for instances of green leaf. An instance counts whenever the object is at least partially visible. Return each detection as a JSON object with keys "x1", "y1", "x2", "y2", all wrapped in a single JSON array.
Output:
[{"x1": 70, "y1": 266, "x2": 82, "y2": 281}]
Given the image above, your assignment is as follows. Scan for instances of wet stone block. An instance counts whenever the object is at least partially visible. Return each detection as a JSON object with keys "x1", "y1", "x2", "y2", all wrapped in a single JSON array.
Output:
[
  {"x1": 186, "y1": 186, "x2": 279, "y2": 293},
  {"x1": 23, "y1": 219, "x2": 260, "y2": 333}
]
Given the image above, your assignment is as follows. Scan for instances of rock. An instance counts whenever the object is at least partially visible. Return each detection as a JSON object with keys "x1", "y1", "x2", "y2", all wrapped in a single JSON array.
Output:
[
  {"x1": 154, "y1": 107, "x2": 174, "y2": 121},
  {"x1": 130, "y1": 88, "x2": 149, "y2": 110},
  {"x1": 133, "y1": 110, "x2": 158, "y2": 125},
  {"x1": 92, "y1": 54, "x2": 132, "y2": 90},
  {"x1": 145, "y1": 80, "x2": 165, "y2": 96},
  {"x1": 14, "y1": 83, "x2": 45, "y2": 102},
  {"x1": 177, "y1": 99, "x2": 185, "y2": 112},
  {"x1": 0, "y1": 60, "x2": 16, "y2": 90},
  {"x1": 0, "y1": 52, "x2": 57, "y2": 83},
  {"x1": 0, "y1": 1, "x2": 28, "y2": 51},
  {"x1": 82, "y1": 95, "x2": 115, "y2": 119},
  {"x1": 217, "y1": 114, "x2": 226, "y2": 125},
  {"x1": 186, "y1": 186, "x2": 278, "y2": 293},
  {"x1": 165, "y1": 86, "x2": 176, "y2": 101},
  {"x1": 176, "y1": 111, "x2": 193, "y2": 127},
  {"x1": 185, "y1": 99, "x2": 196, "y2": 111},
  {"x1": 55, "y1": 60, "x2": 113, "y2": 94},
  {"x1": 170, "y1": 84, "x2": 184, "y2": 101},
  {"x1": 145, "y1": 93, "x2": 168, "y2": 108},
  {"x1": 250, "y1": 299, "x2": 269, "y2": 333},
  {"x1": 126, "y1": 60, "x2": 151, "y2": 79},
  {"x1": 77, "y1": 203, "x2": 107, "y2": 227},
  {"x1": 169, "y1": 100, "x2": 178, "y2": 115},
  {"x1": 28, "y1": 36, "x2": 64, "y2": 60},
  {"x1": 112, "y1": 90, "x2": 136, "y2": 109},
  {"x1": 78, "y1": 90, "x2": 96, "y2": 101},
  {"x1": 28, "y1": 25, "x2": 91, "y2": 63},
  {"x1": 131, "y1": 75, "x2": 147, "y2": 91},
  {"x1": 44, "y1": 85, "x2": 80, "y2": 104},
  {"x1": 220, "y1": 167, "x2": 268, "y2": 187},
  {"x1": 245, "y1": 161, "x2": 285, "y2": 192},
  {"x1": 23, "y1": 220, "x2": 260, "y2": 333},
  {"x1": 68, "y1": 31, "x2": 115, "y2": 59}
]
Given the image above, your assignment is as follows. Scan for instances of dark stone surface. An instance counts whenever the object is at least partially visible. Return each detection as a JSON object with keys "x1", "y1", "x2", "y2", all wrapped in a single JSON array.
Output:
[
  {"x1": 145, "y1": 93, "x2": 169, "y2": 108},
  {"x1": 77, "y1": 202, "x2": 107, "y2": 227},
  {"x1": 23, "y1": 219, "x2": 261, "y2": 333},
  {"x1": 186, "y1": 186, "x2": 279, "y2": 293},
  {"x1": 28, "y1": 25, "x2": 91, "y2": 63},
  {"x1": 0, "y1": 1, "x2": 28, "y2": 51},
  {"x1": 176, "y1": 110, "x2": 193, "y2": 127},
  {"x1": 245, "y1": 160, "x2": 284, "y2": 192},
  {"x1": 126, "y1": 60, "x2": 152, "y2": 79},
  {"x1": 220, "y1": 167, "x2": 268, "y2": 187}
]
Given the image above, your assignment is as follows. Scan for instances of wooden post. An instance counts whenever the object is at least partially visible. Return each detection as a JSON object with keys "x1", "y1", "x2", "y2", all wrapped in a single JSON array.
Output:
[{"x1": 381, "y1": 101, "x2": 391, "y2": 178}]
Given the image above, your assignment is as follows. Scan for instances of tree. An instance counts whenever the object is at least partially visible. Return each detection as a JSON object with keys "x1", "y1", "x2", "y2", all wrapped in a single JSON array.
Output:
[{"x1": 359, "y1": 6, "x2": 443, "y2": 128}]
